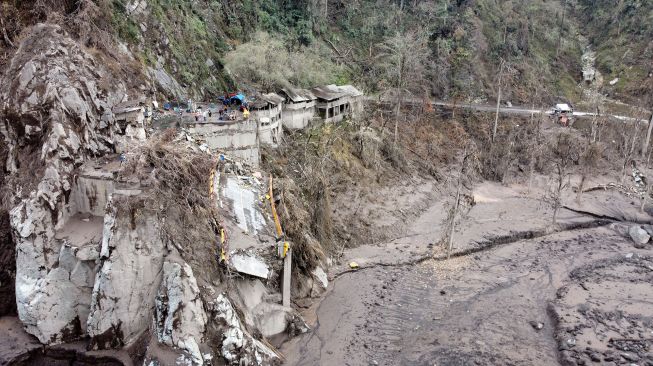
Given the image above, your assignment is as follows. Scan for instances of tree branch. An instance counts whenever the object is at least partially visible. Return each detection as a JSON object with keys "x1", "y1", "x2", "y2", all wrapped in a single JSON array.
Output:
[{"x1": 0, "y1": 16, "x2": 15, "y2": 48}]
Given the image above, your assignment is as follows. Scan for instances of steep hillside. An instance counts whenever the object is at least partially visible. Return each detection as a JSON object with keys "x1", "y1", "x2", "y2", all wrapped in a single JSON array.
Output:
[
  {"x1": 1, "y1": 0, "x2": 592, "y2": 103},
  {"x1": 1, "y1": 2, "x2": 652, "y2": 365},
  {"x1": 576, "y1": 0, "x2": 653, "y2": 106},
  {"x1": 1, "y1": 0, "x2": 254, "y2": 98},
  {"x1": 217, "y1": 0, "x2": 586, "y2": 105}
]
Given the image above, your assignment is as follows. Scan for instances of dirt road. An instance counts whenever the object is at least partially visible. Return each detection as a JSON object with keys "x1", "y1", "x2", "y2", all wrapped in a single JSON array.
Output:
[{"x1": 281, "y1": 182, "x2": 653, "y2": 366}]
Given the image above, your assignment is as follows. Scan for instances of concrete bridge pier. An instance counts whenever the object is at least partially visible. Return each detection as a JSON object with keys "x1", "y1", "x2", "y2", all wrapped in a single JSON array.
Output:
[{"x1": 283, "y1": 249, "x2": 292, "y2": 308}]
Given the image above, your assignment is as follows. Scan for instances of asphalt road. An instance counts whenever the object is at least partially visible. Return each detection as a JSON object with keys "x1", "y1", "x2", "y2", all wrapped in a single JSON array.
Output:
[{"x1": 371, "y1": 97, "x2": 650, "y2": 123}]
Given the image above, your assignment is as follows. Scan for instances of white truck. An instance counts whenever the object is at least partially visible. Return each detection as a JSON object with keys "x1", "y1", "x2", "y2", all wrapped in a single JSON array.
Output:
[{"x1": 553, "y1": 103, "x2": 573, "y2": 126}]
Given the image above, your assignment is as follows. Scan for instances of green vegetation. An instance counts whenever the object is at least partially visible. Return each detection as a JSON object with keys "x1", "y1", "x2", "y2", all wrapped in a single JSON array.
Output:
[
  {"x1": 577, "y1": 0, "x2": 653, "y2": 103},
  {"x1": 255, "y1": 0, "x2": 586, "y2": 104},
  {"x1": 224, "y1": 32, "x2": 346, "y2": 91},
  {"x1": 111, "y1": 1, "x2": 140, "y2": 44},
  {"x1": 8, "y1": 0, "x2": 647, "y2": 105}
]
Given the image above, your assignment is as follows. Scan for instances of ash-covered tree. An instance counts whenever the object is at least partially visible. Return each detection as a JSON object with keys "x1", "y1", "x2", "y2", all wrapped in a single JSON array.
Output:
[
  {"x1": 492, "y1": 59, "x2": 517, "y2": 142},
  {"x1": 376, "y1": 29, "x2": 429, "y2": 147},
  {"x1": 442, "y1": 146, "x2": 480, "y2": 259},
  {"x1": 543, "y1": 132, "x2": 582, "y2": 225},
  {"x1": 575, "y1": 143, "x2": 602, "y2": 204},
  {"x1": 618, "y1": 117, "x2": 644, "y2": 182},
  {"x1": 640, "y1": 81, "x2": 653, "y2": 159}
]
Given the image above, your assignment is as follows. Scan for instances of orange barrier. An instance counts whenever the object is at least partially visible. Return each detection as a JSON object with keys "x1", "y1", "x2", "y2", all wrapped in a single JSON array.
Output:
[{"x1": 268, "y1": 174, "x2": 289, "y2": 258}]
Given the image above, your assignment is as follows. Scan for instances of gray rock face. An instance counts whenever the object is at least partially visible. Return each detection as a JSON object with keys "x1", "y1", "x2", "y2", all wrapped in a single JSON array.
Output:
[
  {"x1": 234, "y1": 279, "x2": 293, "y2": 338},
  {"x1": 210, "y1": 294, "x2": 278, "y2": 365},
  {"x1": 3, "y1": 24, "x2": 127, "y2": 344},
  {"x1": 147, "y1": 65, "x2": 186, "y2": 98},
  {"x1": 11, "y1": 197, "x2": 99, "y2": 343},
  {"x1": 155, "y1": 260, "x2": 207, "y2": 365},
  {"x1": 87, "y1": 201, "x2": 166, "y2": 349},
  {"x1": 628, "y1": 225, "x2": 650, "y2": 246},
  {"x1": 641, "y1": 224, "x2": 653, "y2": 238}
]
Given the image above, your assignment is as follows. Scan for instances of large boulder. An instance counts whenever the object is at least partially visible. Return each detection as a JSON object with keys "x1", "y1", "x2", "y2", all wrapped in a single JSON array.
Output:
[
  {"x1": 86, "y1": 199, "x2": 166, "y2": 349},
  {"x1": 628, "y1": 225, "x2": 650, "y2": 247}
]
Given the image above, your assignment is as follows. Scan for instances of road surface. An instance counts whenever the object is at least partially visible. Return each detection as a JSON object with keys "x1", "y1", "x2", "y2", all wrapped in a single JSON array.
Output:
[{"x1": 370, "y1": 97, "x2": 650, "y2": 124}]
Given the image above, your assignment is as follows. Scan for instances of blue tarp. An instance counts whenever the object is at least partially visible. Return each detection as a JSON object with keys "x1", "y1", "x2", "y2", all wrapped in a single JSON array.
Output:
[{"x1": 230, "y1": 94, "x2": 246, "y2": 104}]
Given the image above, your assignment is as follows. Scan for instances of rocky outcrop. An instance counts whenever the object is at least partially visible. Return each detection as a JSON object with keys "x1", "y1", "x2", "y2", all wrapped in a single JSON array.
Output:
[
  {"x1": 0, "y1": 211, "x2": 16, "y2": 316},
  {"x1": 155, "y1": 260, "x2": 207, "y2": 365},
  {"x1": 87, "y1": 199, "x2": 166, "y2": 349},
  {"x1": 209, "y1": 294, "x2": 279, "y2": 366},
  {"x1": 2, "y1": 23, "x2": 127, "y2": 344},
  {"x1": 0, "y1": 25, "x2": 296, "y2": 361}
]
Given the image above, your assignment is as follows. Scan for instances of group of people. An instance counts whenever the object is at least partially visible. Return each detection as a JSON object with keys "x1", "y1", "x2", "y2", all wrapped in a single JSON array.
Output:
[{"x1": 192, "y1": 105, "x2": 250, "y2": 122}]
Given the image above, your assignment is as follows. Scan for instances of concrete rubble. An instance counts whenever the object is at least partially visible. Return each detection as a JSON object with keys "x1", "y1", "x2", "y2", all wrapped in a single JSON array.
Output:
[
  {"x1": 229, "y1": 252, "x2": 270, "y2": 279},
  {"x1": 311, "y1": 266, "x2": 329, "y2": 297},
  {"x1": 223, "y1": 176, "x2": 267, "y2": 235}
]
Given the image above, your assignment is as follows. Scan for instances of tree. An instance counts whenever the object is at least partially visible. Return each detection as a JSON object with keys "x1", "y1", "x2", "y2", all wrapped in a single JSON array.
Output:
[
  {"x1": 527, "y1": 112, "x2": 545, "y2": 194},
  {"x1": 544, "y1": 132, "x2": 581, "y2": 225},
  {"x1": 491, "y1": 59, "x2": 516, "y2": 142},
  {"x1": 442, "y1": 147, "x2": 479, "y2": 259},
  {"x1": 619, "y1": 118, "x2": 643, "y2": 182},
  {"x1": 640, "y1": 83, "x2": 653, "y2": 158},
  {"x1": 376, "y1": 29, "x2": 429, "y2": 147},
  {"x1": 640, "y1": 184, "x2": 652, "y2": 213},
  {"x1": 548, "y1": 163, "x2": 568, "y2": 226},
  {"x1": 642, "y1": 112, "x2": 653, "y2": 159},
  {"x1": 224, "y1": 32, "x2": 342, "y2": 91},
  {"x1": 555, "y1": 0, "x2": 568, "y2": 58},
  {"x1": 576, "y1": 143, "x2": 601, "y2": 204}
]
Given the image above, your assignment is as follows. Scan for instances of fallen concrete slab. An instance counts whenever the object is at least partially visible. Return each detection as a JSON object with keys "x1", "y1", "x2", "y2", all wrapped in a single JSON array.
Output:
[{"x1": 229, "y1": 252, "x2": 270, "y2": 279}]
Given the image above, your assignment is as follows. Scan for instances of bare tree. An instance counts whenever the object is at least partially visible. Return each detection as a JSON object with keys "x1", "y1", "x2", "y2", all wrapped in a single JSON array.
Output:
[
  {"x1": 576, "y1": 143, "x2": 601, "y2": 204},
  {"x1": 548, "y1": 163, "x2": 569, "y2": 226},
  {"x1": 492, "y1": 60, "x2": 516, "y2": 142},
  {"x1": 527, "y1": 111, "x2": 545, "y2": 194},
  {"x1": 642, "y1": 113, "x2": 653, "y2": 158},
  {"x1": 640, "y1": 183, "x2": 652, "y2": 213},
  {"x1": 640, "y1": 89, "x2": 653, "y2": 158},
  {"x1": 544, "y1": 132, "x2": 580, "y2": 225},
  {"x1": 442, "y1": 147, "x2": 479, "y2": 259},
  {"x1": 556, "y1": 0, "x2": 567, "y2": 58},
  {"x1": 620, "y1": 118, "x2": 643, "y2": 182},
  {"x1": 376, "y1": 29, "x2": 429, "y2": 147}
]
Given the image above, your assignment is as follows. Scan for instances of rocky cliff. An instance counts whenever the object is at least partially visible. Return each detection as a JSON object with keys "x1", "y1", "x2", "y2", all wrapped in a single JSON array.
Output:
[
  {"x1": 0, "y1": 20, "x2": 307, "y2": 365},
  {"x1": 3, "y1": 23, "x2": 128, "y2": 344}
]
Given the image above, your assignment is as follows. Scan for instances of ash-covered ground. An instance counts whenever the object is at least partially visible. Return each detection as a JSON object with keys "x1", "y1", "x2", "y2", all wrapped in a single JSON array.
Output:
[{"x1": 282, "y1": 180, "x2": 653, "y2": 366}]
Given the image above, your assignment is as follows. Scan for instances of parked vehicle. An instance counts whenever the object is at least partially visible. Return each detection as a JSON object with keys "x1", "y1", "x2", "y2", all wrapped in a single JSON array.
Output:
[{"x1": 553, "y1": 103, "x2": 573, "y2": 126}]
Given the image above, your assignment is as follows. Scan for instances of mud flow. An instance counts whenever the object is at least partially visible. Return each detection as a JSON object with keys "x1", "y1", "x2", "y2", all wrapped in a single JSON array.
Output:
[{"x1": 282, "y1": 227, "x2": 653, "y2": 366}]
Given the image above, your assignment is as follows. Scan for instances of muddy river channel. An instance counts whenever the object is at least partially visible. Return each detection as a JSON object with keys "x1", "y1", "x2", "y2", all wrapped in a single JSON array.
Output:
[{"x1": 282, "y1": 226, "x2": 653, "y2": 366}]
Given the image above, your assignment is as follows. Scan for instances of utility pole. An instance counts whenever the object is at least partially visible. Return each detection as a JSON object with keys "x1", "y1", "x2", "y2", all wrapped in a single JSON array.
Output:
[{"x1": 641, "y1": 112, "x2": 653, "y2": 158}]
